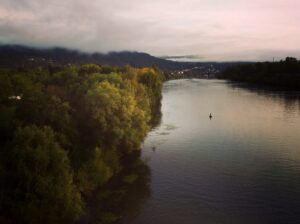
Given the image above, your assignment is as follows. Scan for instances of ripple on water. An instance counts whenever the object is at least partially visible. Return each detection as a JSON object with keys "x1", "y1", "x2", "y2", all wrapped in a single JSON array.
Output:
[{"x1": 129, "y1": 79, "x2": 300, "y2": 224}]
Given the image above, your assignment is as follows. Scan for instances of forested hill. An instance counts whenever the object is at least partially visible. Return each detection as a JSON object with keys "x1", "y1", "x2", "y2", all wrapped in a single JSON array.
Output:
[
  {"x1": 218, "y1": 57, "x2": 300, "y2": 90},
  {"x1": 0, "y1": 45, "x2": 194, "y2": 71},
  {"x1": 0, "y1": 45, "x2": 236, "y2": 72}
]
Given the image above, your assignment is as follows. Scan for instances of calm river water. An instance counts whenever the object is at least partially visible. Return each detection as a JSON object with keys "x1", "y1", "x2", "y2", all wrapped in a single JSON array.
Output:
[{"x1": 126, "y1": 79, "x2": 300, "y2": 224}]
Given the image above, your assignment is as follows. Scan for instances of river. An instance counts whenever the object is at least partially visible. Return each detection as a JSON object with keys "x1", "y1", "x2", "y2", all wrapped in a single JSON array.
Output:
[{"x1": 125, "y1": 79, "x2": 300, "y2": 224}]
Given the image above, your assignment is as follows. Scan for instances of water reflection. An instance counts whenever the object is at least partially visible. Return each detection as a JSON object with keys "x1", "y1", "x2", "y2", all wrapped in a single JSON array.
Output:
[
  {"x1": 228, "y1": 81, "x2": 300, "y2": 113},
  {"x1": 81, "y1": 159, "x2": 151, "y2": 224},
  {"x1": 129, "y1": 79, "x2": 300, "y2": 224}
]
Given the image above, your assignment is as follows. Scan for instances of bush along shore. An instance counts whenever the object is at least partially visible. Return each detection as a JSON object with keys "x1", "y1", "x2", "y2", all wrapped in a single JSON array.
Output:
[{"x1": 0, "y1": 64, "x2": 164, "y2": 224}]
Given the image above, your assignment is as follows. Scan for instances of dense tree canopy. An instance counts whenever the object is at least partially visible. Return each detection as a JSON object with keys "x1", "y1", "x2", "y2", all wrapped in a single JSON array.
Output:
[
  {"x1": 0, "y1": 63, "x2": 164, "y2": 223},
  {"x1": 0, "y1": 126, "x2": 83, "y2": 224},
  {"x1": 218, "y1": 57, "x2": 300, "y2": 89}
]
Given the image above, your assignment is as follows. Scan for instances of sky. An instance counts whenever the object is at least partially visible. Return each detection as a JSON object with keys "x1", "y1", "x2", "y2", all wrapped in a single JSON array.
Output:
[{"x1": 0, "y1": 0, "x2": 300, "y2": 61}]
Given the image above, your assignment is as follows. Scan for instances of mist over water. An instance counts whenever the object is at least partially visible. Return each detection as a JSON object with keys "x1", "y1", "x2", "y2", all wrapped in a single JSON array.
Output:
[{"x1": 126, "y1": 79, "x2": 300, "y2": 224}]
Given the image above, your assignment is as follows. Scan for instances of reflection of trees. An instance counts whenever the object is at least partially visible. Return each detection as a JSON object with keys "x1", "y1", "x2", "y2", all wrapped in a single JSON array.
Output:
[
  {"x1": 119, "y1": 162, "x2": 151, "y2": 222},
  {"x1": 80, "y1": 153, "x2": 151, "y2": 224},
  {"x1": 229, "y1": 82, "x2": 300, "y2": 113},
  {"x1": 150, "y1": 104, "x2": 162, "y2": 129}
]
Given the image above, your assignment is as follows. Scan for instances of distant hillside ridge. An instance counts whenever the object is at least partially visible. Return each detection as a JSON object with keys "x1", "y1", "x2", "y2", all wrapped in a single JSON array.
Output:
[
  {"x1": 0, "y1": 45, "x2": 194, "y2": 71},
  {"x1": 0, "y1": 44, "x2": 235, "y2": 72}
]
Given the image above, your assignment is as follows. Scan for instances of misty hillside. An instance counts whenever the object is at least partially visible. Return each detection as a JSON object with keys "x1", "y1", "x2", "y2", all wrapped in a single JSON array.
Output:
[
  {"x1": 0, "y1": 45, "x2": 198, "y2": 71},
  {"x1": 0, "y1": 45, "x2": 236, "y2": 71}
]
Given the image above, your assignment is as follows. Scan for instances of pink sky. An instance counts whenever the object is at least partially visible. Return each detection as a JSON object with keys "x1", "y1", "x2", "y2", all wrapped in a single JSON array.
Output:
[{"x1": 0, "y1": 0, "x2": 300, "y2": 61}]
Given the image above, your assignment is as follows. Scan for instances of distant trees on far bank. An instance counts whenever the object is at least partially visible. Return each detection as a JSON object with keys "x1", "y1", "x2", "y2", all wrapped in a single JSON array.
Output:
[{"x1": 218, "y1": 57, "x2": 300, "y2": 89}]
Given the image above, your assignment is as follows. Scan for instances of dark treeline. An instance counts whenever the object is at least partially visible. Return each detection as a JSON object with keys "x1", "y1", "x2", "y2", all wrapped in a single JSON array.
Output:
[
  {"x1": 0, "y1": 63, "x2": 164, "y2": 224},
  {"x1": 218, "y1": 57, "x2": 300, "y2": 89}
]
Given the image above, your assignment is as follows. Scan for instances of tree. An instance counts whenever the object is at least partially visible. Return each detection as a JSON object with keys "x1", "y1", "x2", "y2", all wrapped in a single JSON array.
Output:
[
  {"x1": 77, "y1": 147, "x2": 113, "y2": 195},
  {"x1": 0, "y1": 126, "x2": 83, "y2": 224}
]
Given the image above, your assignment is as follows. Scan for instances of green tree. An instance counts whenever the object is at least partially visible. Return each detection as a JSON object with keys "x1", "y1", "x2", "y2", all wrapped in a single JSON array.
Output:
[
  {"x1": 0, "y1": 126, "x2": 83, "y2": 224},
  {"x1": 77, "y1": 147, "x2": 113, "y2": 195}
]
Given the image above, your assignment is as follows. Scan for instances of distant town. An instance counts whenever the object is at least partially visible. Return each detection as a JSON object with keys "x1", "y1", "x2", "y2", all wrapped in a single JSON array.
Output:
[{"x1": 167, "y1": 64, "x2": 219, "y2": 79}]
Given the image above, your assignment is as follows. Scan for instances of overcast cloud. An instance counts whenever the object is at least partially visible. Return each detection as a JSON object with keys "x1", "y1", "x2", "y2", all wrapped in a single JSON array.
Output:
[{"x1": 0, "y1": 0, "x2": 300, "y2": 61}]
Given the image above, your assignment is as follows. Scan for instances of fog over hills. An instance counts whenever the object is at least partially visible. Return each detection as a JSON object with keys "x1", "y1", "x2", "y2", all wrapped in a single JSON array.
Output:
[{"x1": 0, "y1": 45, "x2": 235, "y2": 71}]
